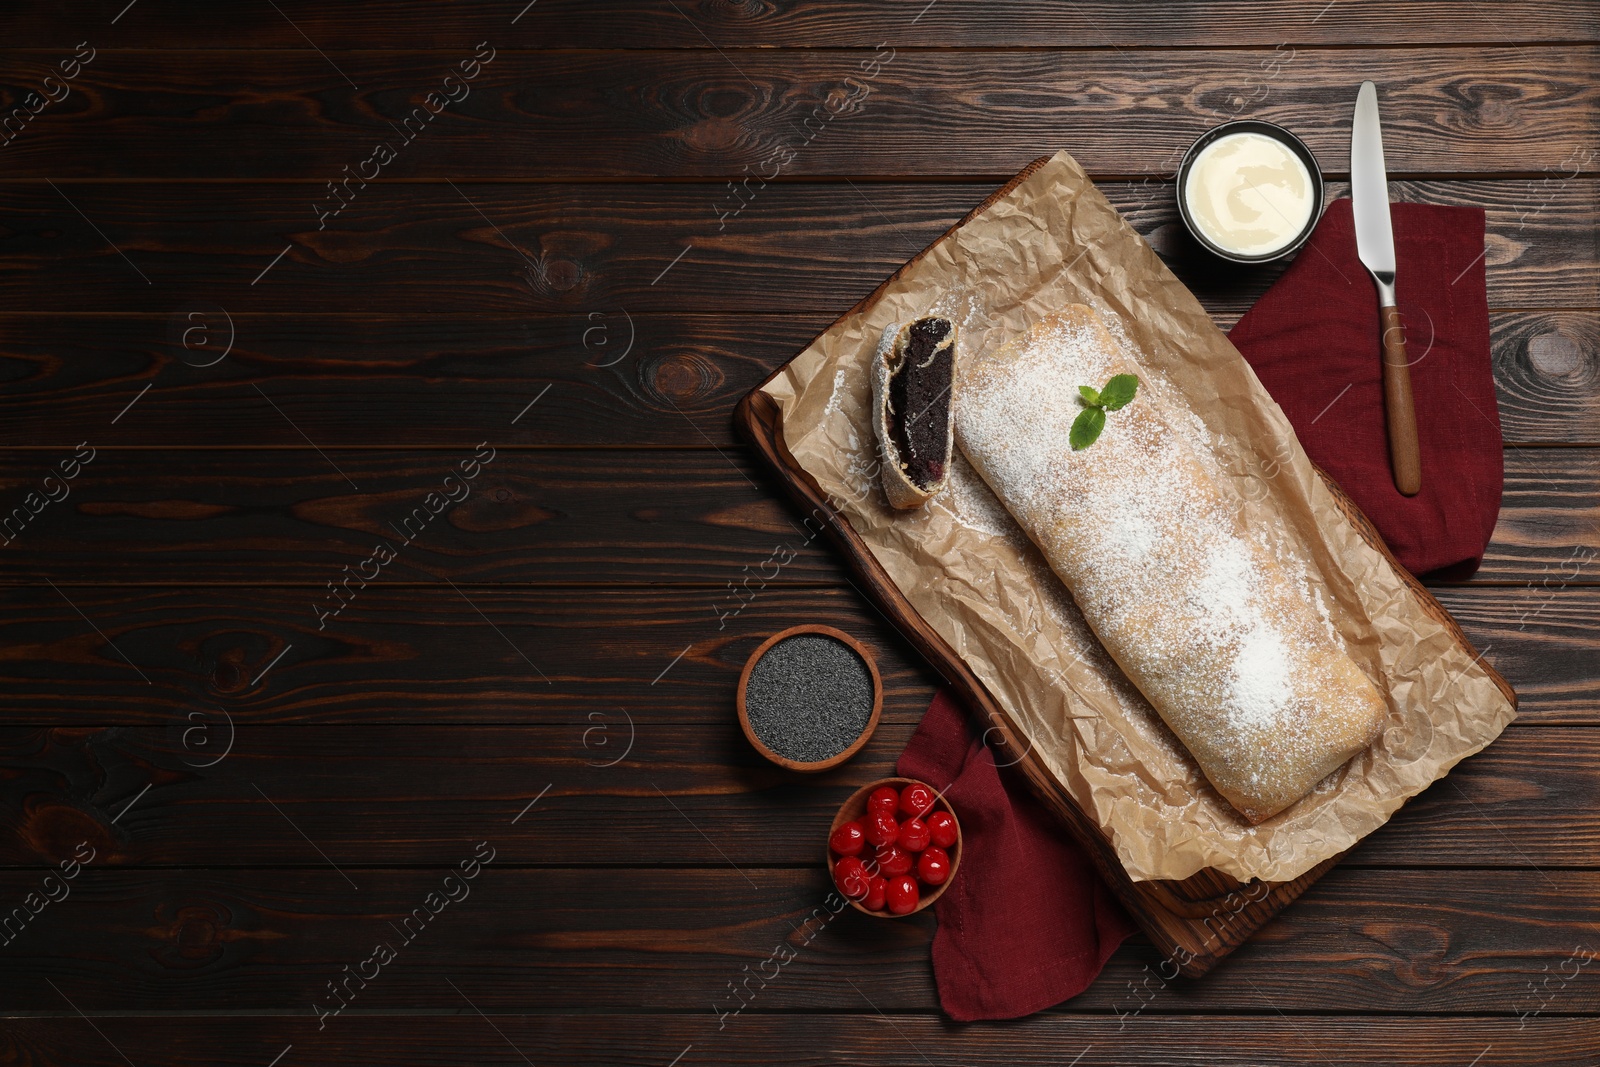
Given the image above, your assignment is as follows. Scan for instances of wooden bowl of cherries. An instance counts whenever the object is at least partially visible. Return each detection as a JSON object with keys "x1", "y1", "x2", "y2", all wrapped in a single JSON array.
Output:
[{"x1": 827, "y1": 777, "x2": 961, "y2": 917}]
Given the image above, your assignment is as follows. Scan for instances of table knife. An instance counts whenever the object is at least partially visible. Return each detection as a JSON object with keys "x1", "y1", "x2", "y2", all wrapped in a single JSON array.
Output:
[{"x1": 1351, "y1": 80, "x2": 1421, "y2": 496}]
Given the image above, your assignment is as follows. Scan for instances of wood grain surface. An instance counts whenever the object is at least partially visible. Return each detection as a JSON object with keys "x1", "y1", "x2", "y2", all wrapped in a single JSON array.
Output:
[
  {"x1": 2, "y1": 866, "x2": 1600, "y2": 1015},
  {"x1": 0, "y1": 310, "x2": 1594, "y2": 445},
  {"x1": 0, "y1": 721, "x2": 1592, "y2": 868},
  {"x1": 0, "y1": 47, "x2": 1594, "y2": 178},
  {"x1": 5, "y1": 1015, "x2": 1600, "y2": 1067},
  {"x1": 2, "y1": 3, "x2": 1596, "y2": 1063},
  {"x1": 7, "y1": 1, "x2": 1599, "y2": 48},
  {"x1": 0, "y1": 180, "x2": 1591, "y2": 313}
]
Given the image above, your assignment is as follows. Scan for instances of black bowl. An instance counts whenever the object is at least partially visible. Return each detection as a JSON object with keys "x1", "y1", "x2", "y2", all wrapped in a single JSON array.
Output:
[{"x1": 1175, "y1": 119, "x2": 1325, "y2": 265}]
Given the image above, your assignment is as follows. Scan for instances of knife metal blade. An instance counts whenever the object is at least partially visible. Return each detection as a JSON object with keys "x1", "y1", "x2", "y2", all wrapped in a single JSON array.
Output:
[
  {"x1": 1351, "y1": 81, "x2": 1396, "y2": 290},
  {"x1": 1349, "y1": 80, "x2": 1421, "y2": 496}
]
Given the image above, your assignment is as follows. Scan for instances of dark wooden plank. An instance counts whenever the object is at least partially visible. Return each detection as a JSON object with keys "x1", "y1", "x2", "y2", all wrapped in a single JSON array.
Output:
[
  {"x1": 3, "y1": 866, "x2": 1600, "y2": 1016},
  {"x1": 5, "y1": 1015, "x2": 1593, "y2": 1067},
  {"x1": 11, "y1": 1, "x2": 1599, "y2": 48},
  {"x1": 1438, "y1": 587, "x2": 1600, "y2": 723},
  {"x1": 0, "y1": 721, "x2": 918, "y2": 868},
  {"x1": 0, "y1": 584, "x2": 1578, "y2": 727},
  {"x1": 0, "y1": 180, "x2": 1589, "y2": 314},
  {"x1": 0, "y1": 311, "x2": 1593, "y2": 448},
  {"x1": 0, "y1": 447, "x2": 1593, "y2": 584},
  {"x1": 0, "y1": 312, "x2": 807, "y2": 450},
  {"x1": 3, "y1": 1015, "x2": 1596, "y2": 1066},
  {"x1": 0, "y1": 449, "x2": 850, "y2": 585},
  {"x1": 1350, "y1": 726, "x2": 1600, "y2": 868},
  {"x1": 1485, "y1": 448, "x2": 1600, "y2": 582},
  {"x1": 0, "y1": 585, "x2": 937, "y2": 727},
  {"x1": 2, "y1": 721, "x2": 1591, "y2": 868},
  {"x1": 0, "y1": 48, "x2": 1595, "y2": 178},
  {"x1": 1492, "y1": 311, "x2": 1600, "y2": 444}
]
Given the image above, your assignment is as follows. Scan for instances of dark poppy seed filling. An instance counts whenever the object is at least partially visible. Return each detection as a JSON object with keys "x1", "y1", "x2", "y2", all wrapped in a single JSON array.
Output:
[{"x1": 886, "y1": 317, "x2": 954, "y2": 490}]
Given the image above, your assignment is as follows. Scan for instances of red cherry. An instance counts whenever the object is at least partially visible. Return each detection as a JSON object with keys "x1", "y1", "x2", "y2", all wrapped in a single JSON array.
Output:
[
  {"x1": 926, "y1": 809, "x2": 958, "y2": 849},
  {"x1": 833, "y1": 856, "x2": 869, "y2": 900},
  {"x1": 829, "y1": 820, "x2": 866, "y2": 857},
  {"x1": 875, "y1": 843, "x2": 913, "y2": 878},
  {"x1": 864, "y1": 810, "x2": 899, "y2": 848},
  {"x1": 897, "y1": 817, "x2": 930, "y2": 853},
  {"x1": 899, "y1": 783, "x2": 936, "y2": 819},
  {"x1": 917, "y1": 846, "x2": 951, "y2": 886},
  {"x1": 886, "y1": 875, "x2": 920, "y2": 915},
  {"x1": 862, "y1": 876, "x2": 888, "y2": 912},
  {"x1": 868, "y1": 786, "x2": 900, "y2": 818},
  {"x1": 858, "y1": 849, "x2": 882, "y2": 879}
]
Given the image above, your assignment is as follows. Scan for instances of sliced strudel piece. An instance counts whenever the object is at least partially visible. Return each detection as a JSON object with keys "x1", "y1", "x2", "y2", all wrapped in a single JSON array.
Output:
[{"x1": 872, "y1": 316, "x2": 957, "y2": 509}]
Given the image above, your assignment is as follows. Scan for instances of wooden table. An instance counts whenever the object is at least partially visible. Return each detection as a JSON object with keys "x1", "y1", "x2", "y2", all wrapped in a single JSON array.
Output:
[{"x1": 1, "y1": 3, "x2": 1596, "y2": 1064}]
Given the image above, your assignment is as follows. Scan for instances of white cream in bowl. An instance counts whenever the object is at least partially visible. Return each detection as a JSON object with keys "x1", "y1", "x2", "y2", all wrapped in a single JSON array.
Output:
[{"x1": 1182, "y1": 131, "x2": 1316, "y2": 259}]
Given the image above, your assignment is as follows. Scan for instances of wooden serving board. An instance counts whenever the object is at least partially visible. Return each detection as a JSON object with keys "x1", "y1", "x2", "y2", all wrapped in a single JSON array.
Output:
[{"x1": 733, "y1": 158, "x2": 1516, "y2": 979}]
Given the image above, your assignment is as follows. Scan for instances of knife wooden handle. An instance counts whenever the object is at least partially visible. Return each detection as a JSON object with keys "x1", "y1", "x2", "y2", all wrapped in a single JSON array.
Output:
[{"x1": 1380, "y1": 304, "x2": 1421, "y2": 496}]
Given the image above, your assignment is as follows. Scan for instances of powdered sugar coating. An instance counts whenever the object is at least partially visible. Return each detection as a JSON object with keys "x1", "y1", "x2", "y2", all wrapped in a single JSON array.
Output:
[{"x1": 954, "y1": 306, "x2": 1387, "y2": 821}]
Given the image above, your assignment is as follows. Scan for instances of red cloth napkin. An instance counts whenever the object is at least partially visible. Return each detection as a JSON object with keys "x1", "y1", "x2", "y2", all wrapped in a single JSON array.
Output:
[
  {"x1": 1227, "y1": 197, "x2": 1502, "y2": 578},
  {"x1": 896, "y1": 690, "x2": 1135, "y2": 1021}
]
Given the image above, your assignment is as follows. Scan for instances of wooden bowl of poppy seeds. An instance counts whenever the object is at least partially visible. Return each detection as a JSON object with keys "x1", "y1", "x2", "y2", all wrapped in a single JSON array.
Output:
[{"x1": 736, "y1": 624, "x2": 882, "y2": 772}]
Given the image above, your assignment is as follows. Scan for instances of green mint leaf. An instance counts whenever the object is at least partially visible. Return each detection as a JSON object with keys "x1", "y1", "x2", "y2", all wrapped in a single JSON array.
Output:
[
  {"x1": 1098, "y1": 374, "x2": 1139, "y2": 411},
  {"x1": 1070, "y1": 406, "x2": 1105, "y2": 450},
  {"x1": 1078, "y1": 385, "x2": 1102, "y2": 406}
]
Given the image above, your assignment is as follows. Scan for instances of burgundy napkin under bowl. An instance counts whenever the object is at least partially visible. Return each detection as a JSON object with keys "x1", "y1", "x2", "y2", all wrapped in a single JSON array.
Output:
[{"x1": 896, "y1": 690, "x2": 1135, "y2": 1021}]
